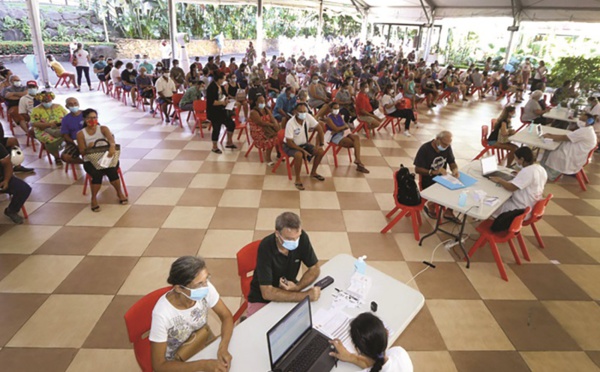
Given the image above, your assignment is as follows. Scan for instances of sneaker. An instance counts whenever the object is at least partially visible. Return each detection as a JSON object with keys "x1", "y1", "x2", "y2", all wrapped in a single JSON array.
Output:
[
  {"x1": 4, "y1": 208, "x2": 23, "y2": 224},
  {"x1": 13, "y1": 165, "x2": 34, "y2": 173},
  {"x1": 149, "y1": 109, "x2": 155, "y2": 114},
  {"x1": 403, "y1": 131, "x2": 412, "y2": 137},
  {"x1": 165, "y1": 117, "x2": 170, "y2": 123}
]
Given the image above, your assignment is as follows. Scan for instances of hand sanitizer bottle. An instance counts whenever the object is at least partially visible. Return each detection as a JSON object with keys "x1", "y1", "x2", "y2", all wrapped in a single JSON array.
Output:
[
  {"x1": 458, "y1": 191, "x2": 467, "y2": 207},
  {"x1": 354, "y1": 256, "x2": 367, "y2": 275}
]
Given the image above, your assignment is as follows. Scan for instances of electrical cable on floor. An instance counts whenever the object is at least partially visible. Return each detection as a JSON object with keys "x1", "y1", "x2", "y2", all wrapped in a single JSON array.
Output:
[{"x1": 406, "y1": 238, "x2": 453, "y2": 285}]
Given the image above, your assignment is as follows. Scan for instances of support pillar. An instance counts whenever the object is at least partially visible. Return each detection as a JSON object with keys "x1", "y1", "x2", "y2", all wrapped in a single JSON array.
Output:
[
  {"x1": 256, "y1": 0, "x2": 263, "y2": 58},
  {"x1": 168, "y1": 0, "x2": 177, "y2": 61},
  {"x1": 317, "y1": 0, "x2": 324, "y2": 42},
  {"x1": 423, "y1": 9, "x2": 436, "y2": 62},
  {"x1": 360, "y1": 11, "x2": 369, "y2": 43},
  {"x1": 25, "y1": 0, "x2": 50, "y2": 88}
]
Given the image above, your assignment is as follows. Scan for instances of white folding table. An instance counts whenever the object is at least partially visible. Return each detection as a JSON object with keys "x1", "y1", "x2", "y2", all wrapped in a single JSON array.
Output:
[
  {"x1": 543, "y1": 107, "x2": 579, "y2": 122},
  {"x1": 190, "y1": 254, "x2": 425, "y2": 371},
  {"x1": 508, "y1": 124, "x2": 570, "y2": 151}
]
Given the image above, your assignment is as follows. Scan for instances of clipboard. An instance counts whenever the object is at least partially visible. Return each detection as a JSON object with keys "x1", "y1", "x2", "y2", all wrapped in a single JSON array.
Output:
[{"x1": 433, "y1": 171, "x2": 477, "y2": 190}]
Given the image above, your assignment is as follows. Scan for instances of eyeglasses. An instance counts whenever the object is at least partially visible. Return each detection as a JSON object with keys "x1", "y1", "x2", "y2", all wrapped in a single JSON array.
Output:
[{"x1": 187, "y1": 275, "x2": 211, "y2": 289}]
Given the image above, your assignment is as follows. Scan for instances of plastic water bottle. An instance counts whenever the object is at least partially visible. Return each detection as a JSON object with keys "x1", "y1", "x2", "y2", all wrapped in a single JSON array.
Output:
[
  {"x1": 354, "y1": 256, "x2": 367, "y2": 275},
  {"x1": 458, "y1": 191, "x2": 467, "y2": 207},
  {"x1": 528, "y1": 123, "x2": 534, "y2": 133}
]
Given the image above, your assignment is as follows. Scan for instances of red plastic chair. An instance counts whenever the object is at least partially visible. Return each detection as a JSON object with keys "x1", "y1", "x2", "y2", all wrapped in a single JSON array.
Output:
[
  {"x1": 352, "y1": 118, "x2": 374, "y2": 139},
  {"x1": 515, "y1": 107, "x2": 531, "y2": 133},
  {"x1": 54, "y1": 73, "x2": 71, "y2": 89},
  {"x1": 171, "y1": 93, "x2": 186, "y2": 128},
  {"x1": 271, "y1": 130, "x2": 309, "y2": 180},
  {"x1": 380, "y1": 170, "x2": 426, "y2": 240},
  {"x1": 64, "y1": 163, "x2": 80, "y2": 181},
  {"x1": 472, "y1": 124, "x2": 495, "y2": 161},
  {"x1": 516, "y1": 194, "x2": 553, "y2": 252},
  {"x1": 192, "y1": 99, "x2": 209, "y2": 138},
  {"x1": 244, "y1": 121, "x2": 275, "y2": 163},
  {"x1": 38, "y1": 143, "x2": 54, "y2": 165},
  {"x1": 1, "y1": 190, "x2": 29, "y2": 219},
  {"x1": 377, "y1": 115, "x2": 400, "y2": 135},
  {"x1": 219, "y1": 106, "x2": 249, "y2": 145},
  {"x1": 233, "y1": 240, "x2": 261, "y2": 322},
  {"x1": 553, "y1": 146, "x2": 598, "y2": 191},
  {"x1": 82, "y1": 167, "x2": 129, "y2": 197},
  {"x1": 467, "y1": 207, "x2": 531, "y2": 281},
  {"x1": 323, "y1": 139, "x2": 352, "y2": 168},
  {"x1": 124, "y1": 286, "x2": 172, "y2": 372},
  {"x1": 97, "y1": 80, "x2": 107, "y2": 93}
]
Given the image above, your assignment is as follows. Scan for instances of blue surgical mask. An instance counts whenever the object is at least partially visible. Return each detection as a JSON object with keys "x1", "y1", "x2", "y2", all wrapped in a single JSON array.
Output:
[
  {"x1": 279, "y1": 234, "x2": 300, "y2": 251},
  {"x1": 437, "y1": 145, "x2": 448, "y2": 152},
  {"x1": 42, "y1": 102, "x2": 53, "y2": 109},
  {"x1": 258, "y1": 103, "x2": 266, "y2": 109},
  {"x1": 182, "y1": 285, "x2": 209, "y2": 301},
  {"x1": 68, "y1": 106, "x2": 79, "y2": 113},
  {"x1": 28, "y1": 88, "x2": 38, "y2": 95},
  {"x1": 297, "y1": 112, "x2": 306, "y2": 120}
]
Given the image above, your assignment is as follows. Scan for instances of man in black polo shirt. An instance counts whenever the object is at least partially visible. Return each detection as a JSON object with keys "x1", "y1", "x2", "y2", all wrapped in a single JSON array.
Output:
[
  {"x1": 0, "y1": 143, "x2": 32, "y2": 224},
  {"x1": 413, "y1": 130, "x2": 460, "y2": 223},
  {"x1": 247, "y1": 212, "x2": 321, "y2": 317}
]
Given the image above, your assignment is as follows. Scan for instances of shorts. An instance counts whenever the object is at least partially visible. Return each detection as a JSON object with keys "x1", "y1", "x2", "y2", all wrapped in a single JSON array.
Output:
[
  {"x1": 444, "y1": 86, "x2": 459, "y2": 93},
  {"x1": 140, "y1": 89, "x2": 154, "y2": 99},
  {"x1": 330, "y1": 132, "x2": 344, "y2": 145},
  {"x1": 282, "y1": 143, "x2": 315, "y2": 159},
  {"x1": 157, "y1": 97, "x2": 172, "y2": 104},
  {"x1": 0, "y1": 137, "x2": 7, "y2": 147},
  {"x1": 122, "y1": 85, "x2": 133, "y2": 92},
  {"x1": 8, "y1": 108, "x2": 29, "y2": 124}
]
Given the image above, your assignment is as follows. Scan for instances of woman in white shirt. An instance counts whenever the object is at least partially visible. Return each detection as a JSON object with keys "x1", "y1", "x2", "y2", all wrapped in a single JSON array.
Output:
[
  {"x1": 530, "y1": 60, "x2": 547, "y2": 92},
  {"x1": 73, "y1": 43, "x2": 92, "y2": 92},
  {"x1": 380, "y1": 84, "x2": 416, "y2": 137},
  {"x1": 329, "y1": 312, "x2": 413, "y2": 372}
]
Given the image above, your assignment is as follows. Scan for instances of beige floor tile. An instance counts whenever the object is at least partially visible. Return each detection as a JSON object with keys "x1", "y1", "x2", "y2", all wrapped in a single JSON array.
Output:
[
  {"x1": 299, "y1": 191, "x2": 341, "y2": 209},
  {"x1": 205, "y1": 150, "x2": 241, "y2": 162},
  {"x1": 66, "y1": 204, "x2": 131, "y2": 227},
  {"x1": 255, "y1": 208, "x2": 301, "y2": 230},
  {"x1": 343, "y1": 210, "x2": 388, "y2": 232},
  {"x1": 49, "y1": 185, "x2": 100, "y2": 204},
  {"x1": 409, "y1": 351, "x2": 458, "y2": 372},
  {"x1": 0, "y1": 225, "x2": 61, "y2": 254},
  {"x1": 162, "y1": 206, "x2": 216, "y2": 229},
  {"x1": 66, "y1": 349, "x2": 138, "y2": 372},
  {"x1": 118, "y1": 257, "x2": 174, "y2": 295},
  {"x1": 199, "y1": 229, "x2": 255, "y2": 259},
  {"x1": 559, "y1": 265, "x2": 600, "y2": 300},
  {"x1": 543, "y1": 301, "x2": 600, "y2": 350},
  {"x1": 189, "y1": 174, "x2": 231, "y2": 189},
  {"x1": 307, "y1": 232, "x2": 352, "y2": 260},
  {"x1": 135, "y1": 187, "x2": 185, "y2": 206},
  {"x1": 374, "y1": 192, "x2": 395, "y2": 211},
  {"x1": 218, "y1": 189, "x2": 262, "y2": 208},
  {"x1": 544, "y1": 202, "x2": 572, "y2": 216},
  {"x1": 112, "y1": 130, "x2": 144, "y2": 139},
  {"x1": 143, "y1": 149, "x2": 181, "y2": 160},
  {"x1": 164, "y1": 132, "x2": 194, "y2": 141},
  {"x1": 428, "y1": 299, "x2": 514, "y2": 351},
  {"x1": 0, "y1": 255, "x2": 83, "y2": 293},
  {"x1": 359, "y1": 147, "x2": 381, "y2": 156},
  {"x1": 89, "y1": 227, "x2": 158, "y2": 256},
  {"x1": 262, "y1": 175, "x2": 298, "y2": 191},
  {"x1": 459, "y1": 263, "x2": 536, "y2": 300},
  {"x1": 183, "y1": 141, "x2": 214, "y2": 151},
  {"x1": 362, "y1": 165, "x2": 394, "y2": 179},
  {"x1": 520, "y1": 219, "x2": 563, "y2": 238},
  {"x1": 369, "y1": 261, "x2": 420, "y2": 292},
  {"x1": 116, "y1": 158, "x2": 139, "y2": 172},
  {"x1": 521, "y1": 352, "x2": 600, "y2": 372},
  {"x1": 543, "y1": 183, "x2": 580, "y2": 199},
  {"x1": 232, "y1": 162, "x2": 268, "y2": 175},
  {"x1": 577, "y1": 216, "x2": 600, "y2": 232},
  {"x1": 117, "y1": 171, "x2": 160, "y2": 187},
  {"x1": 333, "y1": 177, "x2": 372, "y2": 192},
  {"x1": 371, "y1": 139, "x2": 401, "y2": 148},
  {"x1": 7, "y1": 294, "x2": 112, "y2": 348},
  {"x1": 126, "y1": 139, "x2": 161, "y2": 149},
  {"x1": 394, "y1": 233, "x2": 455, "y2": 262},
  {"x1": 35, "y1": 170, "x2": 77, "y2": 185},
  {"x1": 569, "y1": 237, "x2": 600, "y2": 263},
  {"x1": 163, "y1": 160, "x2": 203, "y2": 173}
]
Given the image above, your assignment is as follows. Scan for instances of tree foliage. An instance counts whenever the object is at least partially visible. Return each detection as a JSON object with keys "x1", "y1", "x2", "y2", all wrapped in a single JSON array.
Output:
[{"x1": 547, "y1": 56, "x2": 600, "y2": 94}]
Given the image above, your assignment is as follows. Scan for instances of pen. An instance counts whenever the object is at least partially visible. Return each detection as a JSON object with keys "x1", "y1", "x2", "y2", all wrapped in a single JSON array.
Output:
[{"x1": 334, "y1": 288, "x2": 359, "y2": 302}]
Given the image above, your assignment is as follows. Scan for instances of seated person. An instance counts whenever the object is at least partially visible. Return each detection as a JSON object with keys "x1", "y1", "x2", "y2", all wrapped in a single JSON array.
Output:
[
  {"x1": 149, "y1": 256, "x2": 233, "y2": 372},
  {"x1": 138, "y1": 54, "x2": 154, "y2": 75},
  {"x1": 324, "y1": 102, "x2": 369, "y2": 173},
  {"x1": 120, "y1": 62, "x2": 138, "y2": 107},
  {"x1": 307, "y1": 73, "x2": 330, "y2": 111},
  {"x1": 488, "y1": 105, "x2": 519, "y2": 167},
  {"x1": 135, "y1": 67, "x2": 155, "y2": 113},
  {"x1": 283, "y1": 103, "x2": 326, "y2": 191},
  {"x1": 3, "y1": 76, "x2": 28, "y2": 132},
  {"x1": 60, "y1": 97, "x2": 84, "y2": 164},
  {"x1": 152, "y1": 61, "x2": 164, "y2": 84},
  {"x1": 512, "y1": 69, "x2": 524, "y2": 103},
  {"x1": 550, "y1": 80, "x2": 578, "y2": 106},
  {"x1": 0, "y1": 142, "x2": 32, "y2": 224},
  {"x1": 170, "y1": 59, "x2": 185, "y2": 90},
  {"x1": 155, "y1": 68, "x2": 177, "y2": 123},
  {"x1": 267, "y1": 68, "x2": 281, "y2": 98},
  {"x1": 380, "y1": 85, "x2": 416, "y2": 137},
  {"x1": 403, "y1": 72, "x2": 420, "y2": 108},
  {"x1": 16, "y1": 80, "x2": 39, "y2": 136},
  {"x1": 179, "y1": 80, "x2": 205, "y2": 111},
  {"x1": 420, "y1": 69, "x2": 439, "y2": 107},
  {"x1": 225, "y1": 73, "x2": 248, "y2": 119},
  {"x1": 247, "y1": 212, "x2": 321, "y2": 316},
  {"x1": 76, "y1": 109, "x2": 127, "y2": 211},
  {"x1": 498, "y1": 70, "x2": 516, "y2": 98},
  {"x1": 443, "y1": 71, "x2": 460, "y2": 102},
  {"x1": 355, "y1": 82, "x2": 382, "y2": 130},
  {"x1": 541, "y1": 113, "x2": 597, "y2": 181},
  {"x1": 110, "y1": 60, "x2": 124, "y2": 87},
  {"x1": 102, "y1": 58, "x2": 113, "y2": 84},
  {"x1": 334, "y1": 81, "x2": 356, "y2": 123},
  {"x1": 247, "y1": 77, "x2": 267, "y2": 108},
  {"x1": 185, "y1": 63, "x2": 201, "y2": 87},
  {"x1": 491, "y1": 146, "x2": 547, "y2": 218},
  {"x1": 46, "y1": 55, "x2": 77, "y2": 89},
  {"x1": 413, "y1": 130, "x2": 461, "y2": 222},
  {"x1": 30, "y1": 91, "x2": 67, "y2": 166},
  {"x1": 92, "y1": 55, "x2": 108, "y2": 81},
  {"x1": 273, "y1": 86, "x2": 297, "y2": 123},
  {"x1": 522, "y1": 90, "x2": 552, "y2": 125},
  {"x1": 330, "y1": 312, "x2": 413, "y2": 372},
  {"x1": 249, "y1": 95, "x2": 280, "y2": 165},
  {"x1": 584, "y1": 96, "x2": 600, "y2": 123}
]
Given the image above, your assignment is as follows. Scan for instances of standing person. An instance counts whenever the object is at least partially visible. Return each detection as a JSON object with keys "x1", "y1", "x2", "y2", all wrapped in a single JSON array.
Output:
[
  {"x1": 215, "y1": 32, "x2": 224, "y2": 57},
  {"x1": 73, "y1": 43, "x2": 92, "y2": 92},
  {"x1": 530, "y1": 60, "x2": 547, "y2": 93},
  {"x1": 521, "y1": 57, "x2": 532, "y2": 91},
  {"x1": 160, "y1": 40, "x2": 172, "y2": 70},
  {"x1": 246, "y1": 41, "x2": 257, "y2": 67},
  {"x1": 206, "y1": 71, "x2": 236, "y2": 154},
  {"x1": 0, "y1": 142, "x2": 32, "y2": 224}
]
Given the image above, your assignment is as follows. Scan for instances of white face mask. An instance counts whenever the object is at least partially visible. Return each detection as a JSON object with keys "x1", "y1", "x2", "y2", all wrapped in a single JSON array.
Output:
[
  {"x1": 577, "y1": 120, "x2": 587, "y2": 128},
  {"x1": 163, "y1": 73, "x2": 169, "y2": 78},
  {"x1": 332, "y1": 109, "x2": 339, "y2": 115},
  {"x1": 364, "y1": 88, "x2": 370, "y2": 93}
]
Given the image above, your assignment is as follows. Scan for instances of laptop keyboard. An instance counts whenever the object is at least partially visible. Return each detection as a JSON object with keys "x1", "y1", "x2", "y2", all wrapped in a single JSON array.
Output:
[{"x1": 285, "y1": 334, "x2": 329, "y2": 372}]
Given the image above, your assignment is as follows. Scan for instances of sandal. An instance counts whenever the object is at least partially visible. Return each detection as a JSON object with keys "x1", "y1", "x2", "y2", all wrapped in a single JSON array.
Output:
[
  {"x1": 211, "y1": 148, "x2": 222, "y2": 154},
  {"x1": 311, "y1": 174, "x2": 325, "y2": 181},
  {"x1": 295, "y1": 182, "x2": 305, "y2": 191},
  {"x1": 444, "y1": 214, "x2": 461, "y2": 224},
  {"x1": 119, "y1": 199, "x2": 129, "y2": 205},
  {"x1": 91, "y1": 204, "x2": 100, "y2": 212},
  {"x1": 225, "y1": 144, "x2": 238, "y2": 149},
  {"x1": 423, "y1": 205, "x2": 437, "y2": 219},
  {"x1": 356, "y1": 164, "x2": 370, "y2": 173}
]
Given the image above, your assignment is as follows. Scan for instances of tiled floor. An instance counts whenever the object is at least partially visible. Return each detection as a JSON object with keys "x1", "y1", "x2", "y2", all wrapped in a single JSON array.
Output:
[{"x1": 1, "y1": 87, "x2": 600, "y2": 372}]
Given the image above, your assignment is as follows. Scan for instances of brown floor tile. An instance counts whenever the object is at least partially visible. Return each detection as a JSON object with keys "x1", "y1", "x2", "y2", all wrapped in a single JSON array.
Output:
[
  {"x1": 587, "y1": 351, "x2": 600, "y2": 368},
  {"x1": 253, "y1": 230, "x2": 272, "y2": 242},
  {"x1": 377, "y1": 147, "x2": 412, "y2": 157},
  {"x1": 300, "y1": 209, "x2": 347, "y2": 231},
  {"x1": 177, "y1": 188, "x2": 224, "y2": 206},
  {"x1": 26, "y1": 203, "x2": 86, "y2": 226},
  {"x1": 150, "y1": 172, "x2": 195, "y2": 188},
  {"x1": 361, "y1": 155, "x2": 389, "y2": 166},
  {"x1": 209, "y1": 207, "x2": 258, "y2": 230},
  {"x1": 127, "y1": 159, "x2": 170, "y2": 172},
  {"x1": 330, "y1": 166, "x2": 365, "y2": 178},
  {"x1": 34, "y1": 227, "x2": 111, "y2": 255},
  {"x1": 521, "y1": 351, "x2": 600, "y2": 372},
  {"x1": 337, "y1": 192, "x2": 381, "y2": 210},
  {"x1": 450, "y1": 351, "x2": 530, "y2": 372},
  {"x1": 303, "y1": 178, "x2": 337, "y2": 192},
  {"x1": 530, "y1": 236, "x2": 598, "y2": 264},
  {"x1": 0, "y1": 293, "x2": 49, "y2": 346},
  {"x1": 143, "y1": 228, "x2": 205, "y2": 257},
  {"x1": 175, "y1": 150, "x2": 211, "y2": 161},
  {"x1": 485, "y1": 300, "x2": 580, "y2": 351},
  {"x1": 510, "y1": 264, "x2": 591, "y2": 301},
  {"x1": 542, "y1": 301, "x2": 600, "y2": 350},
  {"x1": 366, "y1": 178, "x2": 394, "y2": 193},
  {"x1": 54, "y1": 256, "x2": 139, "y2": 295},
  {"x1": 83, "y1": 295, "x2": 140, "y2": 349},
  {"x1": 0, "y1": 224, "x2": 13, "y2": 237},
  {"x1": 407, "y1": 262, "x2": 480, "y2": 299},
  {"x1": 198, "y1": 161, "x2": 236, "y2": 174},
  {"x1": 395, "y1": 304, "x2": 447, "y2": 351},
  {"x1": 259, "y1": 190, "x2": 300, "y2": 208},
  {"x1": 0, "y1": 254, "x2": 28, "y2": 281},
  {"x1": 26, "y1": 184, "x2": 69, "y2": 203},
  {"x1": 564, "y1": 185, "x2": 600, "y2": 200},
  {"x1": 347, "y1": 232, "x2": 403, "y2": 260},
  {"x1": 114, "y1": 205, "x2": 174, "y2": 228},
  {"x1": 120, "y1": 147, "x2": 152, "y2": 159},
  {"x1": 226, "y1": 174, "x2": 265, "y2": 189},
  {"x1": 204, "y1": 258, "x2": 241, "y2": 297},
  {"x1": 553, "y1": 198, "x2": 600, "y2": 216},
  {"x1": 544, "y1": 215, "x2": 600, "y2": 237},
  {"x1": 0, "y1": 348, "x2": 77, "y2": 372}
]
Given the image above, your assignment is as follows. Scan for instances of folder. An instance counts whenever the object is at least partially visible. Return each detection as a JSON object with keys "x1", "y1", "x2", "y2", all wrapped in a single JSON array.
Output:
[{"x1": 433, "y1": 171, "x2": 477, "y2": 190}]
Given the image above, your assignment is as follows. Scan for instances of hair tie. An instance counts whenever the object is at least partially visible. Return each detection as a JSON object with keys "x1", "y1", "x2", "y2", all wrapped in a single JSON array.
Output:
[{"x1": 377, "y1": 352, "x2": 385, "y2": 359}]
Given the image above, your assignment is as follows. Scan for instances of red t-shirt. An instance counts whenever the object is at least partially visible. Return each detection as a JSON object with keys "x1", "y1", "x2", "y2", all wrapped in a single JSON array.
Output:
[{"x1": 355, "y1": 92, "x2": 372, "y2": 116}]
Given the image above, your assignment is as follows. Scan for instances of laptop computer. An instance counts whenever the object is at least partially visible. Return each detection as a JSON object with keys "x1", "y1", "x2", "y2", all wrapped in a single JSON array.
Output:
[
  {"x1": 480, "y1": 155, "x2": 515, "y2": 181},
  {"x1": 267, "y1": 296, "x2": 336, "y2": 372}
]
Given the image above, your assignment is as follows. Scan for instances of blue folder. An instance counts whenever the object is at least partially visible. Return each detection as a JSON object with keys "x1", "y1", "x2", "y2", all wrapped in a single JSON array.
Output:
[{"x1": 433, "y1": 171, "x2": 477, "y2": 190}]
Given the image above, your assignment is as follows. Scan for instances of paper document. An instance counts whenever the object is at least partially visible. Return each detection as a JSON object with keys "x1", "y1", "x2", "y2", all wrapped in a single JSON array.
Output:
[
  {"x1": 440, "y1": 174, "x2": 464, "y2": 186},
  {"x1": 313, "y1": 308, "x2": 356, "y2": 354},
  {"x1": 483, "y1": 196, "x2": 500, "y2": 206},
  {"x1": 225, "y1": 100, "x2": 236, "y2": 111},
  {"x1": 98, "y1": 151, "x2": 113, "y2": 168}
]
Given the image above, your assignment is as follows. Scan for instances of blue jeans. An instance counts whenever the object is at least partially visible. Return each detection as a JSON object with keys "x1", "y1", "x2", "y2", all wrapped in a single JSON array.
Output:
[{"x1": 2, "y1": 176, "x2": 32, "y2": 213}]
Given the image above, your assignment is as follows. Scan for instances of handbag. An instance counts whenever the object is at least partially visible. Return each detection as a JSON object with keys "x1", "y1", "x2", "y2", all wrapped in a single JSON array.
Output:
[
  {"x1": 174, "y1": 325, "x2": 214, "y2": 362},
  {"x1": 85, "y1": 139, "x2": 120, "y2": 170},
  {"x1": 491, "y1": 209, "x2": 525, "y2": 232}
]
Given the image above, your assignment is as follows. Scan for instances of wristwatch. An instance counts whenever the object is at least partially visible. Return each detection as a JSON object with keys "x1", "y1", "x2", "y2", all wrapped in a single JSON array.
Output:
[{"x1": 428, "y1": 169, "x2": 433, "y2": 176}]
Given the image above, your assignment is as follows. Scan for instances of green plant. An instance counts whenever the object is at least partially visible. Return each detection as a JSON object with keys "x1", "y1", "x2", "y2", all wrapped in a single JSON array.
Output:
[
  {"x1": 547, "y1": 56, "x2": 600, "y2": 94},
  {"x1": 0, "y1": 41, "x2": 116, "y2": 56}
]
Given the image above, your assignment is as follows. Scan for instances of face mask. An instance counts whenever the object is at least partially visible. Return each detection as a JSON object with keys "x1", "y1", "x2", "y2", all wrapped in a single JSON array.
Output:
[
  {"x1": 437, "y1": 145, "x2": 448, "y2": 152},
  {"x1": 156, "y1": 67, "x2": 162, "y2": 71},
  {"x1": 279, "y1": 234, "x2": 300, "y2": 251},
  {"x1": 13, "y1": 81, "x2": 22, "y2": 87},
  {"x1": 163, "y1": 73, "x2": 169, "y2": 78},
  {"x1": 514, "y1": 163, "x2": 523, "y2": 170},
  {"x1": 364, "y1": 88, "x2": 370, "y2": 93},
  {"x1": 143, "y1": 60, "x2": 147, "y2": 63},
  {"x1": 290, "y1": 93, "x2": 295, "y2": 98},
  {"x1": 28, "y1": 88, "x2": 38, "y2": 95},
  {"x1": 332, "y1": 109, "x2": 340, "y2": 115},
  {"x1": 258, "y1": 103, "x2": 266, "y2": 109},
  {"x1": 312, "y1": 79, "x2": 318, "y2": 84},
  {"x1": 231, "y1": 78, "x2": 237, "y2": 82},
  {"x1": 42, "y1": 102, "x2": 52, "y2": 109},
  {"x1": 68, "y1": 106, "x2": 79, "y2": 113},
  {"x1": 87, "y1": 118, "x2": 98, "y2": 127},
  {"x1": 127, "y1": 68, "x2": 133, "y2": 72},
  {"x1": 577, "y1": 120, "x2": 587, "y2": 128},
  {"x1": 181, "y1": 286, "x2": 209, "y2": 302},
  {"x1": 297, "y1": 112, "x2": 307, "y2": 120},
  {"x1": 221, "y1": 81, "x2": 227, "y2": 86},
  {"x1": 389, "y1": 90, "x2": 394, "y2": 94}
]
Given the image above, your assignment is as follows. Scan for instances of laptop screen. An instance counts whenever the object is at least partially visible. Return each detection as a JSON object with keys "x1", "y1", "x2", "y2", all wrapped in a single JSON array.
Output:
[
  {"x1": 481, "y1": 156, "x2": 498, "y2": 175},
  {"x1": 267, "y1": 296, "x2": 312, "y2": 367}
]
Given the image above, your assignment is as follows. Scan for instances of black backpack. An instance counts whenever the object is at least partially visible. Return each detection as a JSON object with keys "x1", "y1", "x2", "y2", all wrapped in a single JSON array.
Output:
[{"x1": 396, "y1": 164, "x2": 421, "y2": 206}]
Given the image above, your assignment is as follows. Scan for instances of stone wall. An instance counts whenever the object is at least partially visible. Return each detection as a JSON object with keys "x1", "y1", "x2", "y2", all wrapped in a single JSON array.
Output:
[{"x1": 114, "y1": 38, "x2": 279, "y2": 59}]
